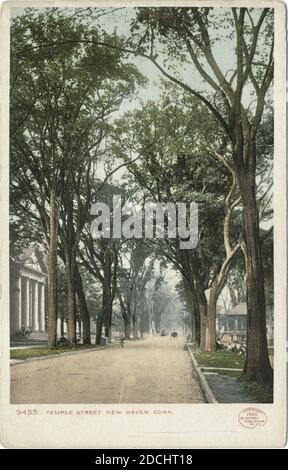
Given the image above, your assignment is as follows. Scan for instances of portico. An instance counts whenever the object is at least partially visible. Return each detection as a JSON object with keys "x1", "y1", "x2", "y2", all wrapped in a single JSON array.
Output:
[{"x1": 10, "y1": 245, "x2": 47, "y2": 336}]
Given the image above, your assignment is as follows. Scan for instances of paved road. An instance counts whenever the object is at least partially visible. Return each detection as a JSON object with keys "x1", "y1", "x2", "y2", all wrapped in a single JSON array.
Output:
[{"x1": 10, "y1": 336, "x2": 206, "y2": 404}]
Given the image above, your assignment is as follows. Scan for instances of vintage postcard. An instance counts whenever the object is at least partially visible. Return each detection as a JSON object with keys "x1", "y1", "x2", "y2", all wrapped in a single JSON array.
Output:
[{"x1": 0, "y1": 0, "x2": 286, "y2": 449}]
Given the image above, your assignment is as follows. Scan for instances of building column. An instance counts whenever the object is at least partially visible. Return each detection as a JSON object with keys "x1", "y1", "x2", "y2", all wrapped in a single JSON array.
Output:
[
  {"x1": 17, "y1": 275, "x2": 22, "y2": 330},
  {"x1": 39, "y1": 283, "x2": 45, "y2": 332},
  {"x1": 25, "y1": 277, "x2": 30, "y2": 328},
  {"x1": 20, "y1": 277, "x2": 24, "y2": 328},
  {"x1": 33, "y1": 280, "x2": 39, "y2": 331}
]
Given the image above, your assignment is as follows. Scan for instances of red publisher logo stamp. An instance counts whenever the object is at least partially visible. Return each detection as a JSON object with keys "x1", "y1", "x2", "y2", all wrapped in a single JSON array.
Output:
[{"x1": 238, "y1": 408, "x2": 267, "y2": 429}]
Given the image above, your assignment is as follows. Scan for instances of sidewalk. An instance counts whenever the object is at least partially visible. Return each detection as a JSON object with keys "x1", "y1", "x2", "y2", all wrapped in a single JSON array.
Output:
[
  {"x1": 202, "y1": 372, "x2": 254, "y2": 403},
  {"x1": 10, "y1": 342, "x2": 119, "y2": 365},
  {"x1": 187, "y1": 344, "x2": 258, "y2": 403}
]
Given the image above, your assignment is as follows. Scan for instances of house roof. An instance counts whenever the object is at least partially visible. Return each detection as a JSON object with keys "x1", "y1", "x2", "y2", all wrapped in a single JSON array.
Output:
[
  {"x1": 229, "y1": 303, "x2": 247, "y2": 316},
  {"x1": 20, "y1": 244, "x2": 48, "y2": 274}
]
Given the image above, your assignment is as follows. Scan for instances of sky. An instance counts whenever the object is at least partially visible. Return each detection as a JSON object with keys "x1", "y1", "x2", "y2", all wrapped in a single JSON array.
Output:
[
  {"x1": 11, "y1": 7, "x2": 272, "y2": 116},
  {"x1": 10, "y1": 6, "x2": 257, "y2": 109}
]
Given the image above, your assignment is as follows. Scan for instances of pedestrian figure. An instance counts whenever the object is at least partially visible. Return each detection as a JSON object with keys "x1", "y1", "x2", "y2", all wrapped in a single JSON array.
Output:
[{"x1": 120, "y1": 335, "x2": 125, "y2": 348}]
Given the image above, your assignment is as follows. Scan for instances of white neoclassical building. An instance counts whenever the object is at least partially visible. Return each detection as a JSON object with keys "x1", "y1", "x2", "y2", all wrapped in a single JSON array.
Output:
[{"x1": 10, "y1": 245, "x2": 47, "y2": 337}]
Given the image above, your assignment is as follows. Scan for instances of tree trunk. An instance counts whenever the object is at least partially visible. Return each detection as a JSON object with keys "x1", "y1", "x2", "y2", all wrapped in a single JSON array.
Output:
[
  {"x1": 78, "y1": 319, "x2": 82, "y2": 341},
  {"x1": 238, "y1": 168, "x2": 273, "y2": 385},
  {"x1": 66, "y1": 269, "x2": 76, "y2": 347},
  {"x1": 47, "y1": 189, "x2": 59, "y2": 348},
  {"x1": 126, "y1": 303, "x2": 133, "y2": 339},
  {"x1": 60, "y1": 316, "x2": 64, "y2": 337},
  {"x1": 104, "y1": 299, "x2": 113, "y2": 342},
  {"x1": 196, "y1": 287, "x2": 207, "y2": 351},
  {"x1": 133, "y1": 319, "x2": 138, "y2": 339},
  {"x1": 194, "y1": 311, "x2": 200, "y2": 345},
  {"x1": 190, "y1": 312, "x2": 196, "y2": 342},
  {"x1": 58, "y1": 230, "x2": 76, "y2": 347},
  {"x1": 132, "y1": 303, "x2": 138, "y2": 339},
  {"x1": 124, "y1": 317, "x2": 131, "y2": 340},
  {"x1": 96, "y1": 284, "x2": 107, "y2": 345},
  {"x1": 74, "y1": 264, "x2": 91, "y2": 345},
  {"x1": 117, "y1": 288, "x2": 131, "y2": 339},
  {"x1": 122, "y1": 305, "x2": 131, "y2": 340},
  {"x1": 64, "y1": 247, "x2": 77, "y2": 347},
  {"x1": 95, "y1": 305, "x2": 104, "y2": 345},
  {"x1": 154, "y1": 316, "x2": 161, "y2": 335},
  {"x1": 184, "y1": 278, "x2": 201, "y2": 346},
  {"x1": 101, "y1": 256, "x2": 114, "y2": 343},
  {"x1": 205, "y1": 285, "x2": 217, "y2": 352},
  {"x1": 96, "y1": 281, "x2": 112, "y2": 344}
]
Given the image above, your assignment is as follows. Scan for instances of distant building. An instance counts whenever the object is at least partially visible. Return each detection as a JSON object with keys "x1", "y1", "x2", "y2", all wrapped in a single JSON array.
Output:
[
  {"x1": 217, "y1": 303, "x2": 247, "y2": 344},
  {"x1": 10, "y1": 245, "x2": 47, "y2": 339},
  {"x1": 217, "y1": 302, "x2": 274, "y2": 345}
]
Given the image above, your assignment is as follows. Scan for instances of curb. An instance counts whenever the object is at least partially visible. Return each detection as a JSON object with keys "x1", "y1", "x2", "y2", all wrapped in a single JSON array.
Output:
[
  {"x1": 201, "y1": 366, "x2": 242, "y2": 371},
  {"x1": 186, "y1": 344, "x2": 218, "y2": 403},
  {"x1": 10, "y1": 342, "x2": 119, "y2": 366}
]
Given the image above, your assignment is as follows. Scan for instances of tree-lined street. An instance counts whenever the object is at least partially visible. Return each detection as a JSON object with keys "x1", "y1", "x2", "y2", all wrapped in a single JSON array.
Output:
[
  {"x1": 10, "y1": 6, "x2": 274, "y2": 402},
  {"x1": 11, "y1": 337, "x2": 205, "y2": 404}
]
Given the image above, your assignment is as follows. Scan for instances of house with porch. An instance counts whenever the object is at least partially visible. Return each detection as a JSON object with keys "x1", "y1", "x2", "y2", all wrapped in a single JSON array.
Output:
[
  {"x1": 217, "y1": 302, "x2": 274, "y2": 346},
  {"x1": 217, "y1": 302, "x2": 247, "y2": 345}
]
